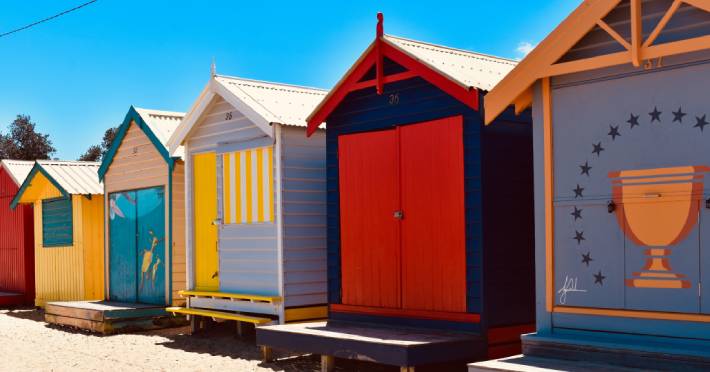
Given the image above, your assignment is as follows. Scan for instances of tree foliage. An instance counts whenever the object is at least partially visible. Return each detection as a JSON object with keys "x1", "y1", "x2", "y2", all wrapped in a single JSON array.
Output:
[
  {"x1": 78, "y1": 126, "x2": 119, "y2": 162},
  {"x1": 0, "y1": 115, "x2": 56, "y2": 160}
]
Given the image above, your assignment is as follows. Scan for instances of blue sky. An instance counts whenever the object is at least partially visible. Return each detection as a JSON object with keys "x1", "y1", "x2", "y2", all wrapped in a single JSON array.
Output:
[{"x1": 0, "y1": 1, "x2": 581, "y2": 159}]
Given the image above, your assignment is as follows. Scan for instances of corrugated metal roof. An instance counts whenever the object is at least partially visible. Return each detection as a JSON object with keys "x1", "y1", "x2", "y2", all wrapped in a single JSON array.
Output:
[
  {"x1": 134, "y1": 107, "x2": 186, "y2": 158},
  {"x1": 36, "y1": 160, "x2": 103, "y2": 195},
  {"x1": 384, "y1": 35, "x2": 518, "y2": 91},
  {"x1": 0, "y1": 159, "x2": 34, "y2": 186},
  {"x1": 215, "y1": 76, "x2": 328, "y2": 127}
]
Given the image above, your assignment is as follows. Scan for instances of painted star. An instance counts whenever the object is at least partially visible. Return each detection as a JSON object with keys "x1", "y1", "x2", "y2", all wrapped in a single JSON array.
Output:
[
  {"x1": 579, "y1": 161, "x2": 592, "y2": 176},
  {"x1": 608, "y1": 125, "x2": 621, "y2": 141},
  {"x1": 672, "y1": 107, "x2": 687, "y2": 123},
  {"x1": 592, "y1": 142, "x2": 604, "y2": 157},
  {"x1": 581, "y1": 252, "x2": 593, "y2": 267},
  {"x1": 594, "y1": 270, "x2": 606, "y2": 286},
  {"x1": 695, "y1": 115, "x2": 709, "y2": 132},
  {"x1": 649, "y1": 106, "x2": 662, "y2": 123},
  {"x1": 571, "y1": 206, "x2": 583, "y2": 220},
  {"x1": 573, "y1": 230, "x2": 585, "y2": 244},
  {"x1": 573, "y1": 184, "x2": 584, "y2": 198},
  {"x1": 627, "y1": 113, "x2": 640, "y2": 129}
]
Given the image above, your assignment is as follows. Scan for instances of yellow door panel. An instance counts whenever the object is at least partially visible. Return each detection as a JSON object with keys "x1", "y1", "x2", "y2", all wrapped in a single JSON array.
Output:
[{"x1": 193, "y1": 153, "x2": 219, "y2": 291}]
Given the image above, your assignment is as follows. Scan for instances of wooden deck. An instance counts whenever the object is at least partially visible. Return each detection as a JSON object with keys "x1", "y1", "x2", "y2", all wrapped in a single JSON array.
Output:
[
  {"x1": 507, "y1": 332, "x2": 710, "y2": 371},
  {"x1": 468, "y1": 355, "x2": 642, "y2": 372},
  {"x1": 45, "y1": 301, "x2": 187, "y2": 334},
  {"x1": 256, "y1": 320, "x2": 484, "y2": 370},
  {"x1": 0, "y1": 292, "x2": 27, "y2": 306}
]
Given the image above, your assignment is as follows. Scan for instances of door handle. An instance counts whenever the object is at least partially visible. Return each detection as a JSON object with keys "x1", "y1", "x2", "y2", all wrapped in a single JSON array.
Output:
[{"x1": 394, "y1": 210, "x2": 404, "y2": 220}]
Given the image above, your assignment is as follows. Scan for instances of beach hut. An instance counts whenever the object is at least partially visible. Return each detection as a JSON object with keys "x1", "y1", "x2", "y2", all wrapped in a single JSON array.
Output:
[
  {"x1": 256, "y1": 14, "x2": 535, "y2": 370},
  {"x1": 0, "y1": 160, "x2": 35, "y2": 306},
  {"x1": 476, "y1": 0, "x2": 710, "y2": 369},
  {"x1": 165, "y1": 72, "x2": 329, "y2": 328},
  {"x1": 11, "y1": 160, "x2": 104, "y2": 308},
  {"x1": 98, "y1": 107, "x2": 186, "y2": 308}
]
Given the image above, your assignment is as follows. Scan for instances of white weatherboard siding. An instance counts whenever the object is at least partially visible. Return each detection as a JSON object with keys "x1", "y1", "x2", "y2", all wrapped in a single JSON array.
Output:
[
  {"x1": 186, "y1": 96, "x2": 267, "y2": 154},
  {"x1": 280, "y1": 126, "x2": 327, "y2": 307}
]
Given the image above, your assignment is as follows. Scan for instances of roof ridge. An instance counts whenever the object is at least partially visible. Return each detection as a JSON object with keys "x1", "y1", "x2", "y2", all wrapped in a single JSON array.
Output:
[
  {"x1": 215, "y1": 74, "x2": 328, "y2": 94},
  {"x1": 385, "y1": 34, "x2": 518, "y2": 65},
  {"x1": 134, "y1": 107, "x2": 186, "y2": 118}
]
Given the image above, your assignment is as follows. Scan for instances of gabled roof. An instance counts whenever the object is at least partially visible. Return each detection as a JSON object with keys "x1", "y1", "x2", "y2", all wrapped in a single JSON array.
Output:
[
  {"x1": 168, "y1": 75, "x2": 328, "y2": 154},
  {"x1": 11, "y1": 160, "x2": 102, "y2": 208},
  {"x1": 0, "y1": 159, "x2": 34, "y2": 186},
  {"x1": 384, "y1": 35, "x2": 517, "y2": 91},
  {"x1": 305, "y1": 17, "x2": 516, "y2": 135},
  {"x1": 484, "y1": 0, "x2": 710, "y2": 124},
  {"x1": 98, "y1": 106, "x2": 185, "y2": 181}
]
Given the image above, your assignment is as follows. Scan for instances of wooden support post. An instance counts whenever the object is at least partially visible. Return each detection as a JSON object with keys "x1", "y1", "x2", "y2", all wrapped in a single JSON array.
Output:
[
  {"x1": 321, "y1": 355, "x2": 335, "y2": 372},
  {"x1": 261, "y1": 346, "x2": 274, "y2": 363},
  {"x1": 400, "y1": 367, "x2": 415, "y2": 372},
  {"x1": 189, "y1": 316, "x2": 197, "y2": 335},
  {"x1": 236, "y1": 321, "x2": 243, "y2": 338},
  {"x1": 630, "y1": 0, "x2": 642, "y2": 67}
]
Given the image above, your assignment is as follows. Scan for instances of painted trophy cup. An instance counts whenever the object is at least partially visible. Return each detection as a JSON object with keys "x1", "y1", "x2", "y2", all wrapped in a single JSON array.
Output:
[{"x1": 609, "y1": 166, "x2": 710, "y2": 289}]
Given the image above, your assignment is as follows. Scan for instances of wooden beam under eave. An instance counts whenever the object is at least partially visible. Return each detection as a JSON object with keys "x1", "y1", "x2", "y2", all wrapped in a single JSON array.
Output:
[
  {"x1": 683, "y1": 0, "x2": 710, "y2": 13},
  {"x1": 631, "y1": 0, "x2": 643, "y2": 67},
  {"x1": 482, "y1": 0, "x2": 624, "y2": 126},
  {"x1": 597, "y1": 19, "x2": 631, "y2": 50},
  {"x1": 643, "y1": 0, "x2": 682, "y2": 48},
  {"x1": 514, "y1": 88, "x2": 533, "y2": 115}
]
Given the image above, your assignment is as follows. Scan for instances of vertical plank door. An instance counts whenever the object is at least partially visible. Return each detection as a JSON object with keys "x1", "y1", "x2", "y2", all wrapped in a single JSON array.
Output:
[
  {"x1": 400, "y1": 117, "x2": 467, "y2": 313},
  {"x1": 109, "y1": 191, "x2": 138, "y2": 303},
  {"x1": 193, "y1": 153, "x2": 220, "y2": 291},
  {"x1": 136, "y1": 187, "x2": 166, "y2": 305},
  {"x1": 339, "y1": 130, "x2": 401, "y2": 308}
]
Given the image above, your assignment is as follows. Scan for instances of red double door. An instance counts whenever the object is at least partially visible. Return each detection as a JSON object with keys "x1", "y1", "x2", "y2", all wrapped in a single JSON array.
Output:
[{"x1": 338, "y1": 116, "x2": 467, "y2": 317}]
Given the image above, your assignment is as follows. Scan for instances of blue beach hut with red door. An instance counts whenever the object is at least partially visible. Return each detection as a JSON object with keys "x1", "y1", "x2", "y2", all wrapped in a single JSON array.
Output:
[{"x1": 257, "y1": 14, "x2": 536, "y2": 370}]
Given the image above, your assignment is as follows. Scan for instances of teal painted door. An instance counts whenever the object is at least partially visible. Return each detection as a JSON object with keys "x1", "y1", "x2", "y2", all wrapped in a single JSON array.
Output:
[
  {"x1": 136, "y1": 187, "x2": 166, "y2": 305},
  {"x1": 109, "y1": 191, "x2": 138, "y2": 303},
  {"x1": 108, "y1": 187, "x2": 166, "y2": 305}
]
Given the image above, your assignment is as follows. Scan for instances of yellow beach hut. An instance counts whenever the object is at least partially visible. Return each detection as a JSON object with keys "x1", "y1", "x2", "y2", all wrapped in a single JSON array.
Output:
[{"x1": 11, "y1": 160, "x2": 104, "y2": 307}]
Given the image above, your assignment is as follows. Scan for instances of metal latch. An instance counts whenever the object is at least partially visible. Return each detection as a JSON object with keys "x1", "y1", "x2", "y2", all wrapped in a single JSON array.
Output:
[{"x1": 394, "y1": 210, "x2": 404, "y2": 220}]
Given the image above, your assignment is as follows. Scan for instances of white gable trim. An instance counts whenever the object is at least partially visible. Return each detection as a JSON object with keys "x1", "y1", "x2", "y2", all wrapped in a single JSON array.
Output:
[
  {"x1": 168, "y1": 85, "x2": 215, "y2": 155},
  {"x1": 212, "y1": 79, "x2": 274, "y2": 138},
  {"x1": 168, "y1": 78, "x2": 275, "y2": 156}
]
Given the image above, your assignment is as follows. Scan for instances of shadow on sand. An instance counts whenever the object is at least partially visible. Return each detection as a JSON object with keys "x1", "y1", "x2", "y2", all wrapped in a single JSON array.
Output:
[{"x1": 157, "y1": 321, "x2": 466, "y2": 372}]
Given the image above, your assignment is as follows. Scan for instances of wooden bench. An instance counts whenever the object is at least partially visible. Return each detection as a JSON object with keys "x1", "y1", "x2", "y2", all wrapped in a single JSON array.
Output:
[
  {"x1": 165, "y1": 306, "x2": 274, "y2": 325},
  {"x1": 178, "y1": 290, "x2": 282, "y2": 304}
]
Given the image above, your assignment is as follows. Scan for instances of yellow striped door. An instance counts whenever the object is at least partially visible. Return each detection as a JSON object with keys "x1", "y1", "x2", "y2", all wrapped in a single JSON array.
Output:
[{"x1": 193, "y1": 153, "x2": 219, "y2": 291}]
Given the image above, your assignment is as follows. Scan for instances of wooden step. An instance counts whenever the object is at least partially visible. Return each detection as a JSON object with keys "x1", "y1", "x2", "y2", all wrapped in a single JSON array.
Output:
[
  {"x1": 166, "y1": 307, "x2": 275, "y2": 325},
  {"x1": 178, "y1": 290, "x2": 281, "y2": 304}
]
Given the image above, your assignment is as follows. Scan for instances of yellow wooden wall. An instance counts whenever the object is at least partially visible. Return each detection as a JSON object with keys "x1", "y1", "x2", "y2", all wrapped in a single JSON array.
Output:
[
  {"x1": 103, "y1": 122, "x2": 185, "y2": 306},
  {"x1": 171, "y1": 160, "x2": 186, "y2": 306},
  {"x1": 34, "y1": 195, "x2": 105, "y2": 307}
]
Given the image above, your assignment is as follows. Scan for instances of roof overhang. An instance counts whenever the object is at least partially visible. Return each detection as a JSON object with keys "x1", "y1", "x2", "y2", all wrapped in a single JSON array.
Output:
[
  {"x1": 484, "y1": 0, "x2": 710, "y2": 124},
  {"x1": 305, "y1": 32, "x2": 480, "y2": 136},
  {"x1": 98, "y1": 106, "x2": 176, "y2": 181},
  {"x1": 10, "y1": 162, "x2": 70, "y2": 209},
  {"x1": 167, "y1": 78, "x2": 275, "y2": 155}
]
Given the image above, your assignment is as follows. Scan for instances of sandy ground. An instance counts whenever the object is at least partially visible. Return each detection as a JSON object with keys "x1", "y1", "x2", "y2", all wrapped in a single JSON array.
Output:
[{"x1": 0, "y1": 307, "x2": 462, "y2": 372}]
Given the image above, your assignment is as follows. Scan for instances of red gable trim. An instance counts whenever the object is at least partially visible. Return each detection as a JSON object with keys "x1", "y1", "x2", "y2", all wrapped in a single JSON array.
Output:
[{"x1": 306, "y1": 37, "x2": 480, "y2": 136}]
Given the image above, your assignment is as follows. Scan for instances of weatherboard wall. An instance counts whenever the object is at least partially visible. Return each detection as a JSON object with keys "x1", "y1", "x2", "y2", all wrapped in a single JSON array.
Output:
[
  {"x1": 534, "y1": 48, "x2": 710, "y2": 339},
  {"x1": 280, "y1": 126, "x2": 327, "y2": 308},
  {"x1": 34, "y1": 195, "x2": 104, "y2": 307},
  {"x1": 103, "y1": 122, "x2": 185, "y2": 306},
  {"x1": 0, "y1": 167, "x2": 34, "y2": 303}
]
